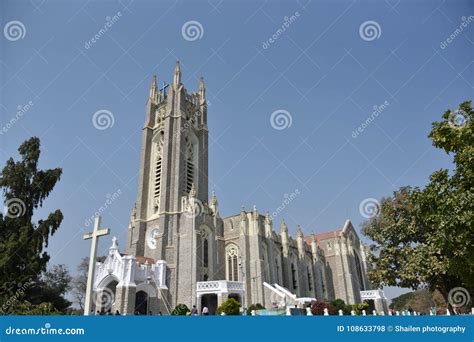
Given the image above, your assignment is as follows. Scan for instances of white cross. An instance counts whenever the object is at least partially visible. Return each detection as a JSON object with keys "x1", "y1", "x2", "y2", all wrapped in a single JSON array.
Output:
[{"x1": 83, "y1": 216, "x2": 110, "y2": 316}]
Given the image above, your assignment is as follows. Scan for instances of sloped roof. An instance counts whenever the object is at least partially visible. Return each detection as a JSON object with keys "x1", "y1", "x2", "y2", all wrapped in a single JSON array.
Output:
[
  {"x1": 136, "y1": 256, "x2": 156, "y2": 265},
  {"x1": 304, "y1": 228, "x2": 342, "y2": 245}
]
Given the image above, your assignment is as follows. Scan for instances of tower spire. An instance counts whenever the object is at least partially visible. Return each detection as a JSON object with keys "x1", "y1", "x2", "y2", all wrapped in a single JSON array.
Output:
[
  {"x1": 173, "y1": 61, "x2": 181, "y2": 87},
  {"x1": 149, "y1": 75, "x2": 157, "y2": 99},
  {"x1": 199, "y1": 77, "x2": 205, "y2": 101}
]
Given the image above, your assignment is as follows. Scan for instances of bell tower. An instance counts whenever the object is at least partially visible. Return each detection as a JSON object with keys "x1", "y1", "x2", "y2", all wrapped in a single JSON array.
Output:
[{"x1": 127, "y1": 61, "x2": 209, "y2": 258}]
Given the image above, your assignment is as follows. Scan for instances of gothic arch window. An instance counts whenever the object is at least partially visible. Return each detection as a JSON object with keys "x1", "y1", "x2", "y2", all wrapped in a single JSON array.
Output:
[
  {"x1": 203, "y1": 238, "x2": 209, "y2": 268},
  {"x1": 307, "y1": 266, "x2": 313, "y2": 291},
  {"x1": 198, "y1": 225, "x2": 212, "y2": 281},
  {"x1": 226, "y1": 244, "x2": 239, "y2": 281},
  {"x1": 153, "y1": 132, "x2": 164, "y2": 211},
  {"x1": 262, "y1": 244, "x2": 269, "y2": 282},
  {"x1": 185, "y1": 137, "x2": 195, "y2": 195},
  {"x1": 318, "y1": 267, "x2": 326, "y2": 295},
  {"x1": 275, "y1": 259, "x2": 280, "y2": 284},
  {"x1": 354, "y1": 253, "x2": 365, "y2": 290},
  {"x1": 291, "y1": 263, "x2": 297, "y2": 290}
]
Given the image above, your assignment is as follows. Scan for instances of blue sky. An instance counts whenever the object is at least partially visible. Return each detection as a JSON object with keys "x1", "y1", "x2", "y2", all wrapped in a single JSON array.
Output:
[{"x1": 1, "y1": 0, "x2": 473, "y2": 301}]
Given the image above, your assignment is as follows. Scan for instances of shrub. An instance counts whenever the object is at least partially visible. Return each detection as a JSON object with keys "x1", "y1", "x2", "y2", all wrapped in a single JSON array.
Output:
[
  {"x1": 216, "y1": 298, "x2": 241, "y2": 316},
  {"x1": 351, "y1": 302, "x2": 369, "y2": 315},
  {"x1": 331, "y1": 299, "x2": 346, "y2": 311},
  {"x1": 0, "y1": 301, "x2": 61, "y2": 315},
  {"x1": 310, "y1": 300, "x2": 335, "y2": 315},
  {"x1": 331, "y1": 298, "x2": 352, "y2": 315},
  {"x1": 171, "y1": 303, "x2": 190, "y2": 316},
  {"x1": 247, "y1": 303, "x2": 265, "y2": 315}
]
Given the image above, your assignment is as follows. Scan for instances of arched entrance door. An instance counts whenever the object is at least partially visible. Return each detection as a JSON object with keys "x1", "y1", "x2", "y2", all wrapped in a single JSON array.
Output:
[
  {"x1": 98, "y1": 280, "x2": 118, "y2": 314},
  {"x1": 201, "y1": 294, "x2": 218, "y2": 315},
  {"x1": 135, "y1": 291, "x2": 148, "y2": 315}
]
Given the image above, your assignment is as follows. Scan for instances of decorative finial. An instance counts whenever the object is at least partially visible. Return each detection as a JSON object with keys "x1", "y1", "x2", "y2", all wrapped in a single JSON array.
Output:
[
  {"x1": 280, "y1": 219, "x2": 288, "y2": 232},
  {"x1": 110, "y1": 236, "x2": 118, "y2": 250}
]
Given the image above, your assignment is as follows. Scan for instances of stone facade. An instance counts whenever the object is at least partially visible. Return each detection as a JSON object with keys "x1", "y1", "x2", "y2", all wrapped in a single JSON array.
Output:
[{"x1": 93, "y1": 63, "x2": 372, "y2": 315}]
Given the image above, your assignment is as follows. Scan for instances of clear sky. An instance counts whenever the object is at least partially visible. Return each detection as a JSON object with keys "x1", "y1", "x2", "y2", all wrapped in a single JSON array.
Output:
[{"x1": 1, "y1": 0, "x2": 472, "y2": 301}]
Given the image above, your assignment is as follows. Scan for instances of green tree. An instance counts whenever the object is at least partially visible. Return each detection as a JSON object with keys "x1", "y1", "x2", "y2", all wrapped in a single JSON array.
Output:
[
  {"x1": 171, "y1": 303, "x2": 190, "y2": 316},
  {"x1": 29, "y1": 264, "x2": 72, "y2": 312},
  {"x1": 362, "y1": 101, "x2": 473, "y2": 311},
  {"x1": 71, "y1": 256, "x2": 106, "y2": 312},
  {"x1": 216, "y1": 298, "x2": 241, "y2": 316},
  {"x1": 0, "y1": 137, "x2": 64, "y2": 310}
]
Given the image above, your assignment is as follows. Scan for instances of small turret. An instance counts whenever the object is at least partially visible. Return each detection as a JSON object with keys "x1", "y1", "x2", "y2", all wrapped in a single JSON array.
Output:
[
  {"x1": 311, "y1": 235, "x2": 319, "y2": 260},
  {"x1": 199, "y1": 77, "x2": 206, "y2": 102},
  {"x1": 280, "y1": 220, "x2": 289, "y2": 256},
  {"x1": 296, "y1": 225, "x2": 304, "y2": 258},
  {"x1": 173, "y1": 61, "x2": 181, "y2": 87}
]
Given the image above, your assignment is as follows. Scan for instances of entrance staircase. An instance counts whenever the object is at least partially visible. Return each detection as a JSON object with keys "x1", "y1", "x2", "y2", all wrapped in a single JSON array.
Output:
[{"x1": 263, "y1": 282, "x2": 299, "y2": 307}]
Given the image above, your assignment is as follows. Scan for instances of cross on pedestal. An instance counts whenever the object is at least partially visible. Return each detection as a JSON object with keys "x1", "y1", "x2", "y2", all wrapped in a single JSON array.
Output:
[{"x1": 83, "y1": 216, "x2": 110, "y2": 316}]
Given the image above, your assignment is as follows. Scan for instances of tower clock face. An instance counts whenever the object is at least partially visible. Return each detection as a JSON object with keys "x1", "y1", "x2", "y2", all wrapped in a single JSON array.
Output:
[{"x1": 147, "y1": 227, "x2": 160, "y2": 250}]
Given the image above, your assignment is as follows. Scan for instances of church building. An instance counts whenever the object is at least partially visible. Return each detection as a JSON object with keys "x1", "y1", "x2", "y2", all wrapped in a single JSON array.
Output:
[{"x1": 92, "y1": 63, "x2": 373, "y2": 315}]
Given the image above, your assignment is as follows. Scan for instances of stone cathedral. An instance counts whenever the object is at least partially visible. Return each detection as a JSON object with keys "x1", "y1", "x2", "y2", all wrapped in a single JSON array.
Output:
[{"x1": 92, "y1": 62, "x2": 374, "y2": 315}]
